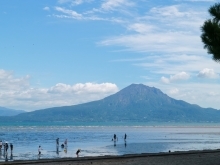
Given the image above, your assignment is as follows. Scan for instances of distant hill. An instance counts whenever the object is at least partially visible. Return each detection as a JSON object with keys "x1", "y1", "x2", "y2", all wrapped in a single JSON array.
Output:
[
  {"x1": 1, "y1": 84, "x2": 220, "y2": 123},
  {"x1": 0, "y1": 107, "x2": 26, "y2": 116}
]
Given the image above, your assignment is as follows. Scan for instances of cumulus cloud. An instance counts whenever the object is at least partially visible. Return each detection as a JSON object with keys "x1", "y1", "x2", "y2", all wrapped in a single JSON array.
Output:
[
  {"x1": 160, "y1": 76, "x2": 170, "y2": 84},
  {"x1": 170, "y1": 72, "x2": 190, "y2": 81},
  {"x1": 197, "y1": 68, "x2": 219, "y2": 79},
  {"x1": 161, "y1": 72, "x2": 190, "y2": 84},
  {"x1": 0, "y1": 69, "x2": 118, "y2": 111},
  {"x1": 0, "y1": 69, "x2": 30, "y2": 90}
]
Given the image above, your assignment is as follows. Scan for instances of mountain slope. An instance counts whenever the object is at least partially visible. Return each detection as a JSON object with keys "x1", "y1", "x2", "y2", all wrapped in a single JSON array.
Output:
[
  {"x1": 1, "y1": 84, "x2": 220, "y2": 123},
  {"x1": 0, "y1": 107, "x2": 25, "y2": 116}
]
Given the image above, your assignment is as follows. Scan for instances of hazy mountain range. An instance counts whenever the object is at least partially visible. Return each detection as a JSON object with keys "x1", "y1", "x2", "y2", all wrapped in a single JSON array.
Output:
[
  {"x1": 0, "y1": 107, "x2": 25, "y2": 116},
  {"x1": 1, "y1": 84, "x2": 220, "y2": 123}
]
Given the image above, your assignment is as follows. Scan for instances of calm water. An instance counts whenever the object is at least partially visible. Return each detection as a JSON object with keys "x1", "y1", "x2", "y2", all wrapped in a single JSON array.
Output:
[{"x1": 1, "y1": 124, "x2": 220, "y2": 162}]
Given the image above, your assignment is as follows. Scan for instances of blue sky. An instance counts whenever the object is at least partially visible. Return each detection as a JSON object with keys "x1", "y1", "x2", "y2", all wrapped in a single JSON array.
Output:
[{"x1": 1, "y1": 0, "x2": 220, "y2": 111}]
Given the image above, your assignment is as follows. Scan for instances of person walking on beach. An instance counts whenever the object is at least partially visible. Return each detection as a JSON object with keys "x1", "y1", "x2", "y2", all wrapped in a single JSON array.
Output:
[
  {"x1": 0, "y1": 140, "x2": 2, "y2": 149},
  {"x1": 10, "y1": 143, "x2": 13, "y2": 152},
  {"x1": 38, "y1": 146, "x2": 42, "y2": 155},
  {"x1": 76, "y1": 149, "x2": 81, "y2": 157}
]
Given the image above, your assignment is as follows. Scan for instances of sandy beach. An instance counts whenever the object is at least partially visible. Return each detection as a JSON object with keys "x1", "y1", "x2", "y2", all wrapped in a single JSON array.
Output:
[{"x1": 1, "y1": 149, "x2": 220, "y2": 165}]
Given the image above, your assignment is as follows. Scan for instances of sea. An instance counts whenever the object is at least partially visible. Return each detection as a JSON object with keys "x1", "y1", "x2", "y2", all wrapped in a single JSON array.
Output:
[{"x1": 1, "y1": 122, "x2": 220, "y2": 162}]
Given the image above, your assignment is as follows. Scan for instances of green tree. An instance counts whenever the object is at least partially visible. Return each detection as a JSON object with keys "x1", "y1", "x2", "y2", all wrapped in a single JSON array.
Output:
[{"x1": 201, "y1": 3, "x2": 220, "y2": 62}]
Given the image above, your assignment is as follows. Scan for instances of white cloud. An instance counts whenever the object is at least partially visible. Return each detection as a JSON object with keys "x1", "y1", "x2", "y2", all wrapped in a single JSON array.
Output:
[
  {"x1": 0, "y1": 69, "x2": 30, "y2": 90},
  {"x1": 161, "y1": 76, "x2": 170, "y2": 84},
  {"x1": 101, "y1": 0, "x2": 134, "y2": 11},
  {"x1": 197, "y1": 68, "x2": 219, "y2": 79},
  {"x1": 54, "y1": 7, "x2": 82, "y2": 19},
  {"x1": 0, "y1": 69, "x2": 118, "y2": 111},
  {"x1": 161, "y1": 72, "x2": 190, "y2": 84},
  {"x1": 150, "y1": 5, "x2": 189, "y2": 17},
  {"x1": 71, "y1": 0, "x2": 84, "y2": 5},
  {"x1": 170, "y1": 72, "x2": 190, "y2": 82},
  {"x1": 145, "y1": 81, "x2": 220, "y2": 109}
]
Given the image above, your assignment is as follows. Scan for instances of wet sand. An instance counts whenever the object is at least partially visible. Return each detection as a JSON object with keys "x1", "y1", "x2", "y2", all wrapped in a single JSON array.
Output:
[{"x1": 1, "y1": 149, "x2": 220, "y2": 165}]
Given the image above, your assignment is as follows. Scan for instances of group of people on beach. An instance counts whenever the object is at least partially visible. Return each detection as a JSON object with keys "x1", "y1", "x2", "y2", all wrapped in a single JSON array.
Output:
[
  {"x1": 0, "y1": 141, "x2": 13, "y2": 153},
  {"x1": 111, "y1": 133, "x2": 127, "y2": 147},
  {"x1": 37, "y1": 133, "x2": 127, "y2": 158},
  {"x1": 38, "y1": 138, "x2": 81, "y2": 157},
  {"x1": 55, "y1": 138, "x2": 80, "y2": 157},
  {"x1": 0, "y1": 140, "x2": 14, "y2": 161}
]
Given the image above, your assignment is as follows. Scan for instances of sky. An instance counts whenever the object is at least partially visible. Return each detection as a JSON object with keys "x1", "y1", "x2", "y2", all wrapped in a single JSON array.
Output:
[{"x1": 1, "y1": 0, "x2": 220, "y2": 112}]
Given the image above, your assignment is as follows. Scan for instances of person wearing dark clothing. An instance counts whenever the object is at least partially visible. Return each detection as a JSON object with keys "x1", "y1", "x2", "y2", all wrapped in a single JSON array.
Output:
[
  {"x1": 124, "y1": 133, "x2": 127, "y2": 142},
  {"x1": 5, "y1": 143, "x2": 8, "y2": 152},
  {"x1": 113, "y1": 134, "x2": 116, "y2": 141},
  {"x1": 10, "y1": 143, "x2": 13, "y2": 152},
  {"x1": 38, "y1": 146, "x2": 42, "y2": 155},
  {"x1": 76, "y1": 149, "x2": 81, "y2": 157}
]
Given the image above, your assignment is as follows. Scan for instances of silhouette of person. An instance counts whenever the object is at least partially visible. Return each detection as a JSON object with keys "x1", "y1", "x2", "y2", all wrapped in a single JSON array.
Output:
[
  {"x1": 124, "y1": 133, "x2": 127, "y2": 142},
  {"x1": 113, "y1": 134, "x2": 116, "y2": 141},
  {"x1": 5, "y1": 143, "x2": 8, "y2": 153},
  {"x1": 10, "y1": 143, "x2": 13, "y2": 152},
  {"x1": 76, "y1": 149, "x2": 81, "y2": 157},
  {"x1": 38, "y1": 146, "x2": 42, "y2": 155}
]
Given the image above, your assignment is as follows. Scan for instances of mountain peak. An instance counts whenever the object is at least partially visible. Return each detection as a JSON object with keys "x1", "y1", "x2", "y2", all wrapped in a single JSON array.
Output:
[
  {"x1": 2, "y1": 83, "x2": 220, "y2": 123},
  {"x1": 102, "y1": 84, "x2": 169, "y2": 106}
]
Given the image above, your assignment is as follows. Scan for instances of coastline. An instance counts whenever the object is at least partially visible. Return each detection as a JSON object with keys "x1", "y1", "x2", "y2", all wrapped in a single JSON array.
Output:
[{"x1": 2, "y1": 149, "x2": 220, "y2": 165}]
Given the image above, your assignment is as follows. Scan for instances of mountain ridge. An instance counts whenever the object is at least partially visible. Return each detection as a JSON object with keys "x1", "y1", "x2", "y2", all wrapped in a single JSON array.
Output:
[
  {"x1": 0, "y1": 107, "x2": 26, "y2": 116},
  {"x1": 1, "y1": 84, "x2": 220, "y2": 123}
]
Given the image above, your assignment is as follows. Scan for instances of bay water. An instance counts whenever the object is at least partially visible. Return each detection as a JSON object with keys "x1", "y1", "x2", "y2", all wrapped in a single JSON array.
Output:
[{"x1": 1, "y1": 122, "x2": 220, "y2": 162}]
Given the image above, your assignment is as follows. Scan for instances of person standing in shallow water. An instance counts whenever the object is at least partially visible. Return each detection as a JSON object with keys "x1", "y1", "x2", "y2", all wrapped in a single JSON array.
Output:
[
  {"x1": 113, "y1": 134, "x2": 116, "y2": 141},
  {"x1": 10, "y1": 143, "x2": 13, "y2": 152},
  {"x1": 38, "y1": 146, "x2": 42, "y2": 155},
  {"x1": 124, "y1": 133, "x2": 127, "y2": 142},
  {"x1": 5, "y1": 143, "x2": 8, "y2": 153},
  {"x1": 113, "y1": 134, "x2": 117, "y2": 146},
  {"x1": 56, "y1": 138, "x2": 59, "y2": 146}
]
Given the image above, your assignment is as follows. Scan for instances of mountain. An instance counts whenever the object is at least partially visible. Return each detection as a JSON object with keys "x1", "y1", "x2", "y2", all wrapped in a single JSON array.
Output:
[
  {"x1": 1, "y1": 84, "x2": 220, "y2": 123},
  {"x1": 0, "y1": 107, "x2": 26, "y2": 116}
]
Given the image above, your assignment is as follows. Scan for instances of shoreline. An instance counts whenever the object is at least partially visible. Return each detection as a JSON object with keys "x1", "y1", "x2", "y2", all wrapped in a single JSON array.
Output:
[{"x1": 2, "y1": 149, "x2": 220, "y2": 165}]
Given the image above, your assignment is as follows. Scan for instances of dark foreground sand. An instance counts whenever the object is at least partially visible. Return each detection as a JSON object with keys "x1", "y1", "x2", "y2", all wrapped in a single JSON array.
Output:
[{"x1": 1, "y1": 150, "x2": 220, "y2": 165}]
